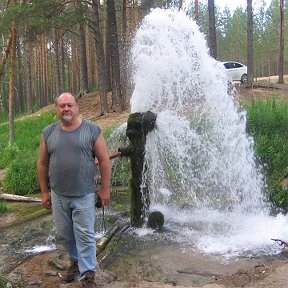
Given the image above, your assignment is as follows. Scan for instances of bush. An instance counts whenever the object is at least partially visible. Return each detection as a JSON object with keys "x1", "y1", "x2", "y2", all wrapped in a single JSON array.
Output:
[{"x1": 246, "y1": 98, "x2": 288, "y2": 210}]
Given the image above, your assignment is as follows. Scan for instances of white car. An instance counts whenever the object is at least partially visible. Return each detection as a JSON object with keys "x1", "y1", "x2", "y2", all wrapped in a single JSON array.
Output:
[{"x1": 222, "y1": 61, "x2": 248, "y2": 83}]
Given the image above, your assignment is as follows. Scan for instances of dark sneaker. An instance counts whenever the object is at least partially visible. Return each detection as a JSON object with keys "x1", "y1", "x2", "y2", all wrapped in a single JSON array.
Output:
[
  {"x1": 62, "y1": 260, "x2": 80, "y2": 283},
  {"x1": 81, "y1": 271, "x2": 97, "y2": 287}
]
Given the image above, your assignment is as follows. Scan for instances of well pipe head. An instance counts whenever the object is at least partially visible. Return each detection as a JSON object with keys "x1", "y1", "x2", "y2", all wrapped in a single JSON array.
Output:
[{"x1": 126, "y1": 111, "x2": 157, "y2": 140}]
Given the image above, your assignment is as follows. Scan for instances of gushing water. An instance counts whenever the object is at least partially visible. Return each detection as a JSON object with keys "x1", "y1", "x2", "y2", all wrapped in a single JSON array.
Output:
[{"x1": 130, "y1": 8, "x2": 288, "y2": 257}]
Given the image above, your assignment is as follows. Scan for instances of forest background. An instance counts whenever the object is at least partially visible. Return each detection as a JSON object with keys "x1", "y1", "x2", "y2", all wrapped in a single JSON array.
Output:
[{"x1": 0, "y1": 0, "x2": 287, "y2": 122}]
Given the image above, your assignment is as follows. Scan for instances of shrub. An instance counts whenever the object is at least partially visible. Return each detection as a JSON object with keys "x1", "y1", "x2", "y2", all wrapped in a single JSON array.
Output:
[{"x1": 246, "y1": 98, "x2": 288, "y2": 210}]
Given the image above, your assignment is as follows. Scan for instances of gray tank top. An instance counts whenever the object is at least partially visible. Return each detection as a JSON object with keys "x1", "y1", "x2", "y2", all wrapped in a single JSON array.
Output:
[{"x1": 43, "y1": 119, "x2": 101, "y2": 196}]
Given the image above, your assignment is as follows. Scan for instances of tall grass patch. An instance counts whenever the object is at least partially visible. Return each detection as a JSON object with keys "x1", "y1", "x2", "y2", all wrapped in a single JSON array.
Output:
[
  {"x1": 0, "y1": 112, "x2": 55, "y2": 195},
  {"x1": 246, "y1": 98, "x2": 288, "y2": 209},
  {"x1": 0, "y1": 200, "x2": 10, "y2": 213}
]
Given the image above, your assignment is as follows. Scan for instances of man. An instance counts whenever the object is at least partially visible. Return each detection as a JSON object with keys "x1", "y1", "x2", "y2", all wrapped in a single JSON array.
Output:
[{"x1": 37, "y1": 92, "x2": 111, "y2": 287}]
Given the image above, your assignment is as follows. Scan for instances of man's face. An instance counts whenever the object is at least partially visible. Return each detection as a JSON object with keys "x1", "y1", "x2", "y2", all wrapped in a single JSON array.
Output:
[{"x1": 56, "y1": 94, "x2": 79, "y2": 123}]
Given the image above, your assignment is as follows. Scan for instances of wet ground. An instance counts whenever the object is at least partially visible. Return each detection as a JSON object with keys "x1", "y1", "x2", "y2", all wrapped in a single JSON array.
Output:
[
  {"x1": 103, "y1": 238, "x2": 262, "y2": 286},
  {"x1": 1, "y1": 193, "x2": 287, "y2": 288}
]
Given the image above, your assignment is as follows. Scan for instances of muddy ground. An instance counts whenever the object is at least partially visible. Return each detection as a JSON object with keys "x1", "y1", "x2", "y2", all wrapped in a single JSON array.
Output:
[{"x1": 2, "y1": 78, "x2": 288, "y2": 287}]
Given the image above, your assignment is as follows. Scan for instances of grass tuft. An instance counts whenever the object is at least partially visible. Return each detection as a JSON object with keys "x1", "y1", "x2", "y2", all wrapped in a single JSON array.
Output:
[{"x1": 0, "y1": 200, "x2": 10, "y2": 213}]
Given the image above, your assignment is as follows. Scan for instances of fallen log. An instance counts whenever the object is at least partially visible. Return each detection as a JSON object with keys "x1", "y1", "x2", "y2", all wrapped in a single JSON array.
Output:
[
  {"x1": 96, "y1": 225, "x2": 121, "y2": 255},
  {"x1": 0, "y1": 193, "x2": 41, "y2": 203}
]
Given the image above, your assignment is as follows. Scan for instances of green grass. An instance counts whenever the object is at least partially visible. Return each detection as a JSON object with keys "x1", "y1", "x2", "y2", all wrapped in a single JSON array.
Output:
[
  {"x1": 245, "y1": 97, "x2": 288, "y2": 210},
  {"x1": 0, "y1": 112, "x2": 56, "y2": 195},
  {"x1": 0, "y1": 200, "x2": 10, "y2": 213}
]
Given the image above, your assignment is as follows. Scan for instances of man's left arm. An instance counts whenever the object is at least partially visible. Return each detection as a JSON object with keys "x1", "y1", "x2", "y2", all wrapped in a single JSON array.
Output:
[{"x1": 94, "y1": 133, "x2": 112, "y2": 207}]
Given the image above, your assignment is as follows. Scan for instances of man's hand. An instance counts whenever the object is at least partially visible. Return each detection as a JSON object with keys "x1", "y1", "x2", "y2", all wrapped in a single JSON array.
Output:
[
  {"x1": 97, "y1": 189, "x2": 110, "y2": 207},
  {"x1": 41, "y1": 191, "x2": 52, "y2": 210}
]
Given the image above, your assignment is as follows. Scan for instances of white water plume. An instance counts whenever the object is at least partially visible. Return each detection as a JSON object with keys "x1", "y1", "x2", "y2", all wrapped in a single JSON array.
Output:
[{"x1": 129, "y1": 8, "x2": 288, "y2": 256}]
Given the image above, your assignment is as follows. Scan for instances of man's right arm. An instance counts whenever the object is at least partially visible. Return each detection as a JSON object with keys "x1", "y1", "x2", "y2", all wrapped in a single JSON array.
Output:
[{"x1": 37, "y1": 134, "x2": 52, "y2": 210}]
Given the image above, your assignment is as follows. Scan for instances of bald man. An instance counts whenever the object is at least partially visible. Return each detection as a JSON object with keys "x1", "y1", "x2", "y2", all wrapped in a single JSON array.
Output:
[{"x1": 37, "y1": 92, "x2": 111, "y2": 287}]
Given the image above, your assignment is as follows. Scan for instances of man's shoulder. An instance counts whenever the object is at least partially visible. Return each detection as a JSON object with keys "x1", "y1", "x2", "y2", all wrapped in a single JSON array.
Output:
[
  {"x1": 44, "y1": 121, "x2": 60, "y2": 131},
  {"x1": 81, "y1": 119, "x2": 101, "y2": 142},
  {"x1": 82, "y1": 119, "x2": 101, "y2": 131},
  {"x1": 43, "y1": 121, "x2": 60, "y2": 137}
]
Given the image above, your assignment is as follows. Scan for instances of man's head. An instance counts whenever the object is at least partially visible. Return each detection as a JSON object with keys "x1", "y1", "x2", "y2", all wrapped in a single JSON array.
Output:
[{"x1": 55, "y1": 93, "x2": 79, "y2": 124}]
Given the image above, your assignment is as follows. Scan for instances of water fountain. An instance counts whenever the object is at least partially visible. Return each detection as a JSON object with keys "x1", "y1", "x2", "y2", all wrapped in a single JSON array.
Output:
[{"x1": 115, "y1": 7, "x2": 288, "y2": 259}]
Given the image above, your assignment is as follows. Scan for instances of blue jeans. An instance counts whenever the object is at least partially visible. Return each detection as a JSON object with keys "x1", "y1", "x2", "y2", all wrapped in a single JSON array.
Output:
[{"x1": 51, "y1": 191, "x2": 96, "y2": 277}]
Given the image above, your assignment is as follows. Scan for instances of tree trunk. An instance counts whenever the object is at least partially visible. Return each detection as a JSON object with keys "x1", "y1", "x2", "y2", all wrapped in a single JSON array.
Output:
[
  {"x1": 36, "y1": 40, "x2": 42, "y2": 106},
  {"x1": 107, "y1": 0, "x2": 123, "y2": 112},
  {"x1": 24, "y1": 40, "x2": 33, "y2": 113},
  {"x1": 91, "y1": 0, "x2": 109, "y2": 116},
  {"x1": 278, "y1": 0, "x2": 285, "y2": 84},
  {"x1": 16, "y1": 35, "x2": 24, "y2": 113},
  {"x1": 44, "y1": 35, "x2": 49, "y2": 105},
  {"x1": 77, "y1": 1, "x2": 89, "y2": 93},
  {"x1": 60, "y1": 34, "x2": 66, "y2": 91},
  {"x1": 38, "y1": 38, "x2": 44, "y2": 107},
  {"x1": 208, "y1": 0, "x2": 217, "y2": 59},
  {"x1": 71, "y1": 33, "x2": 79, "y2": 93},
  {"x1": 194, "y1": 0, "x2": 199, "y2": 23},
  {"x1": 104, "y1": 0, "x2": 112, "y2": 92},
  {"x1": 247, "y1": 0, "x2": 254, "y2": 85},
  {"x1": 121, "y1": 0, "x2": 129, "y2": 108},
  {"x1": 42, "y1": 35, "x2": 48, "y2": 106},
  {"x1": 9, "y1": 21, "x2": 17, "y2": 144},
  {"x1": 53, "y1": 28, "x2": 62, "y2": 95},
  {"x1": 85, "y1": 24, "x2": 93, "y2": 90}
]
